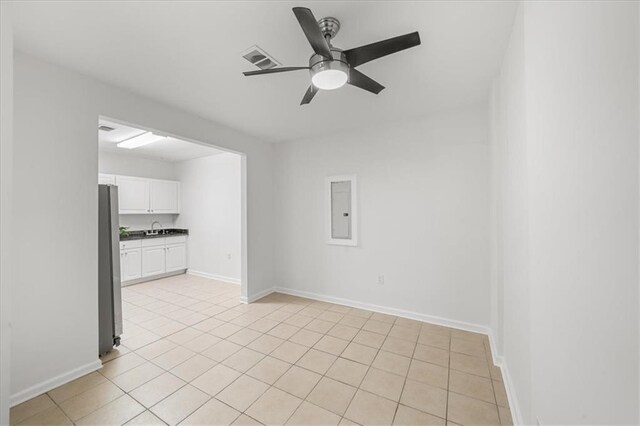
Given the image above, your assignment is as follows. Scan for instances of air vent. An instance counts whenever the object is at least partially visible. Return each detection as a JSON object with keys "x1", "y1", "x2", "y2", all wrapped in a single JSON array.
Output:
[
  {"x1": 98, "y1": 125, "x2": 115, "y2": 132},
  {"x1": 242, "y1": 45, "x2": 280, "y2": 70}
]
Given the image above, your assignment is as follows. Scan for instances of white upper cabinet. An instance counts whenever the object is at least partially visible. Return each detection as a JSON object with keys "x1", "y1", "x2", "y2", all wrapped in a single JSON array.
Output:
[
  {"x1": 112, "y1": 175, "x2": 180, "y2": 215},
  {"x1": 150, "y1": 180, "x2": 180, "y2": 214},
  {"x1": 116, "y1": 176, "x2": 151, "y2": 214}
]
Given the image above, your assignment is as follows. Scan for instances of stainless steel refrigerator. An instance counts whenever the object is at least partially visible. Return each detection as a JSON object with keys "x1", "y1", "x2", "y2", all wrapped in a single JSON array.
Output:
[{"x1": 98, "y1": 184, "x2": 122, "y2": 355}]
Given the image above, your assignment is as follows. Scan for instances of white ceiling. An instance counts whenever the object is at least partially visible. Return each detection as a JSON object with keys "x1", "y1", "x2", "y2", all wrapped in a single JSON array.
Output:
[
  {"x1": 12, "y1": 1, "x2": 517, "y2": 143},
  {"x1": 98, "y1": 119, "x2": 224, "y2": 163}
]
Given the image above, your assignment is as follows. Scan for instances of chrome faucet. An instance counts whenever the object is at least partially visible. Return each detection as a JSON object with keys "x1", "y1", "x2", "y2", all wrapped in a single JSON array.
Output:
[{"x1": 149, "y1": 221, "x2": 162, "y2": 235}]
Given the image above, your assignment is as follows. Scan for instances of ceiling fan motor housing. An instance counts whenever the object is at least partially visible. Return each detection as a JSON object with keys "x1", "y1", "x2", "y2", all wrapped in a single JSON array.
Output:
[{"x1": 318, "y1": 17, "x2": 340, "y2": 40}]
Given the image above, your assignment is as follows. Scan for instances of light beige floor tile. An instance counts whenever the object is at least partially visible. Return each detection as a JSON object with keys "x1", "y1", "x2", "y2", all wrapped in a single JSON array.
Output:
[
  {"x1": 360, "y1": 368, "x2": 405, "y2": 402},
  {"x1": 181, "y1": 398, "x2": 241, "y2": 426},
  {"x1": 339, "y1": 417, "x2": 359, "y2": 426},
  {"x1": 400, "y1": 380, "x2": 447, "y2": 419},
  {"x1": 247, "y1": 334, "x2": 285, "y2": 355},
  {"x1": 317, "y1": 311, "x2": 344, "y2": 323},
  {"x1": 216, "y1": 375, "x2": 269, "y2": 411},
  {"x1": 370, "y1": 313, "x2": 397, "y2": 324},
  {"x1": 372, "y1": 351, "x2": 411, "y2": 377},
  {"x1": 489, "y1": 365, "x2": 503, "y2": 382},
  {"x1": 286, "y1": 401, "x2": 341, "y2": 426},
  {"x1": 388, "y1": 325, "x2": 420, "y2": 342},
  {"x1": 150, "y1": 384, "x2": 210, "y2": 425},
  {"x1": 128, "y1": 372, "x2": 185, "y2": 408},
  {"x1": 222, "y1": 348, "x2": 265, "y2": 373},
  {"x1": 313, "y1": 335, "x2": 349, "y2": 356},
  {"x1": 344, "y1": 390, "x2": 398, "y2": 425},
  {"x1": 341, "y1": 342, "x2": 378, "y2": 365},
  {"x1": 498, "y1": 406, "x2": 513, "y2": 426},
  {"x1": 289, "y1": 329, "x2": 324, "y2": 347},
  {"x1": 493, "y1": 379, "x2": 509, "y2": 407},
  {"x1": 348, "y1": 308, "x2": 373, "y2": 319},
  {"x1": 232, "y1": 414, "x2": 263, "y2": 425},
  {"x1": 170, "y1": 354, "x2": 217, "y2": 382},
  {"x1": 182, "y1": 333, "x2": 222, "y2": 353},
  {"x1": 362, "y1": 319, "x2": 392, "y2": 335},
  {"x1": 413, "y1": 344, "x2": 449, "y2": 368},
  {"x1": 152, "y1": 346, "x2": 196, "y2": 370},
  {"x1": 111, "y1": 362, "x2": 164, "y2": 393},
  {"x1": 270, "y1": 341, "x2": 309, "y2": 364},
  {"x1": 246, "y1": 356, "x2": 292, "y2": 385},
  {"x1": 451, "y1": 329, "x2": 485, "y2": 343},
  {"x1": 327, "y1": 324, "x2": 359, "y2": 341},
  {"x1": 418, "y1": 333, "x2": 450, "y2": 350},
  {"x1": 395, "y1": 318, "x2": 421, "y2": 329},
  {"x1": 247, "y1": 318, "x2": 280, "y2": 333},
  {"x1": 353, "y1": 330, "x2": 386, "y2": 349},
  {"x1": 296, "y1": 349, "x2": 337, "y2": 374},
  {"x1": 125, "y1": 331, "x2": 163, "y2": 350},
  {"x1": 101, "y1": 352, "x2": 147, "y2": 379},
  {"x1": 450, "y1": 352, "x2": 490, "y2": 378},
  {"x1": 192, "y1": 317, "x2": 226, "y2": 332},
  {"x1": 191, "y1": 364, "x2": 241, "y2": 396},
  {"x1": 325, "y1": 357, "x2": 369, "y2": 387},
  {"x1": 135, "y1": 339, "x2": 178, "y2": 360},
  {"x1": 304, "y1": 319, "x2": 334, "y2": 334},
  {"x1": 274, "y1": 365, "x2": 322, "y2": 398},
  {"x1": 449, "y1": 370, "x2": 495, "y2": 404},
  {"x1": 166, "y1": 327, "x2": 203, "y2": 345},
  {"x1": 125, "y1": 410, "x2": 166, "y2": 425},
  {"x1": 76, "y1": 394, "x2": 144, "y2": 425},
  {"x1": 245, "y1": 387, "x2": 302, "y2": 425},
  {"x1": 10, "y1": 394, "x2": 55, "y2": 425},
  {"x1": 328, "y1": 304, "x2": 352, "y2": 315},
  {"x1": 339, "y1": 315, "x2": 367, "y2": 329},
  {"x1": 393, "y1": 404, "x2": 445, "y2": 426},
  {"x1": 421, "y1": 323, "x2": 451, "y2": 337},
  {"x1": 451, "y1": 338, "x2": 486, "y2": 358},
  {"x1": 382, "y1": 336, "x2": 416, "y2": 357},
  {"x1": 59, "y1": 381, "x2": 124, "y2": 421},
  {"x1": 100, "y1": 346, "x2": 130, "y2": 363},
  {"x1": 306, "y1": 377, "x2": 357, "y2": 416},
  {"x1": 267, "y1": 323, "x2": 300, "y2": 340},
  {"x1": 447, "y1": 392, "x2": 500, "y2": 426},
  {"x1": 202, "y1": 340, "x2": 243, "y2": 362},
  {"x1": 227, "y1": 328, "x2": 263, "y2": 346},
  {"x1": 407, "y1": 359, "x2": 449, "y2": 389},
  {"x1": 211, "y1": 323, "x2": 244, "y2": 339},
  {"x1": 16, "y1": 406, "x2": 72, "y2": 426},
  {"x1": 47, "y1": 372, "x2": 107, "y2": 404}
]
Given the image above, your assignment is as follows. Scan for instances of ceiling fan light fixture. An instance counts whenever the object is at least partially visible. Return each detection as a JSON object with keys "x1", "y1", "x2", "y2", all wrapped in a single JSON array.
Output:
[{"x1": 312, "y1": 69, "x2": 348, "y2": 90}]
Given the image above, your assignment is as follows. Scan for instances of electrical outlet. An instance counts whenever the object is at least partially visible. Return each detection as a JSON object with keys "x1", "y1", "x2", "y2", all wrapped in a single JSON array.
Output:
[
  {"x1": 536, "y1": 417, "x2": 542, "y2": 426},
  {"x1": 227, "y1": 253, "x2": 232, "y2": 260},
  {"x1": 377, "y1": 275, "x2": 385, "y2": 285}
]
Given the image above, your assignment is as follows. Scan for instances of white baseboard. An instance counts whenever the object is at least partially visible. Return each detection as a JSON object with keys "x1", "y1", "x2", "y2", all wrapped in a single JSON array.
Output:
[
  {"x1": 272, "y1": 286, "x2": 491, "y2": 336},
  {"x1": 487, "y1": 333, "x2": 522, "y2": 425},
  {"x1": 10, "y1": 359, "x2": 102, "y2": 407},
  {"x1": 188, "y1": 270, "x2": 241, "y2": 285},
  {"x1": 241, "y1": 287, "x2": 275, "y2": 304}
]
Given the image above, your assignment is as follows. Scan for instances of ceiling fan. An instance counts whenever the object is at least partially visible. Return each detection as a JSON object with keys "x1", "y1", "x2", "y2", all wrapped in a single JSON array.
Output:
[{"x1": 243, "y1": 7, "x2": 421, "y2": 105}]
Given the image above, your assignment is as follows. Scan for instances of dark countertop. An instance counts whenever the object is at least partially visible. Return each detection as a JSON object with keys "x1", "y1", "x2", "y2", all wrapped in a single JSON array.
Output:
[{"x1": 120, "y1": 228, "x2": 189, "y2": 241}]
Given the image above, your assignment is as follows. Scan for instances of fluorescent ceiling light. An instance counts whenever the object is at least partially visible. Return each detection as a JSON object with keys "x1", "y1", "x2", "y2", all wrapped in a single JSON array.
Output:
[{"x1": 117, "y1": 132, "x2": 166, "y2": 149}]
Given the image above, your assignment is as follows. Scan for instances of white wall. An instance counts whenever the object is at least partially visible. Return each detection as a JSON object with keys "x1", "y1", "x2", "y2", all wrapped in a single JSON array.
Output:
[
  {"x1": 1, "y1": 1, "x2": 14, "y2": 423},
  {"x1": 99, "y1": 151, "x2": 178, "y2": 230},
  {"x1": 175, "y1": 153, "x2": 242, "y2": 283},
  {"x1": 274, "y1": 107, "x2": 491, "y2": 328},
  {"x1": 490, "y1": 2, "x2": 639, "y2": 424},
  {"x1": 11, "y1": 53, "x2": 274, "y2": 404}
]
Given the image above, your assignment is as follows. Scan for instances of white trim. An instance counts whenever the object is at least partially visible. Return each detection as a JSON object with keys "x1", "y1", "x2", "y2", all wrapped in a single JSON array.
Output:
[
  {"x1": 10, "y1": 359, "x2": 102, "y2": 407},
  {"x1": 325, "y1": 174, "x2": 358, "y2": 246},
  {"x1": 241, "y1": 287, "x2": 275, "y2": 304},
  {"x1": 486, "y1": 333, "x2": 522, "y2": 425},
  {"x1": 187, "y1": 270, "x2": 240, "y2": 285}
]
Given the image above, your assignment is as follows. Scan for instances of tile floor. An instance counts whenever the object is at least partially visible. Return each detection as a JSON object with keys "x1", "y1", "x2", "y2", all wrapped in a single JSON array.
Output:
[{"x1": 10, "y1": 274, "x2": 512, "y2": 425}]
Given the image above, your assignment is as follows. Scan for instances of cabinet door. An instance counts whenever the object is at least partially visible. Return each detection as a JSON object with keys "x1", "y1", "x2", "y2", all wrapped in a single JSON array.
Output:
[
  {"x1": 122, "y1": 248, "x2": 142, "y2": 282},
  {"x1": 99, "y1": 173, "x2": 116, "y2": 185},
  {"x1": 150, "y1": 180, "x2": 180, "y2": 214},
  {"x1": 116, "y1": 176, "x2": 150, "y2": 214},
  {"x1": 142, "y1": 246, "x2": 166, "y2": 277},
  {"x1": 165, "y1": 244, "x2": 187, "y2": 272}
]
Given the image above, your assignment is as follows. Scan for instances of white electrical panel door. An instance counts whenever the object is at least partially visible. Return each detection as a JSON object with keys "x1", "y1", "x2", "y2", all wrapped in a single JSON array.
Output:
[
  {"x1": 142, "y1": 246, "x2": 166, "y2": 277},
  {"x1": 150, "y1": 180, "x2": 180, "y2": 214},
  {"x1": 331, "y1": 181, "x2": 352, "y2": 239},
  {"x1": 116, "y1": 176, "x2": 150, "y2": 214}
]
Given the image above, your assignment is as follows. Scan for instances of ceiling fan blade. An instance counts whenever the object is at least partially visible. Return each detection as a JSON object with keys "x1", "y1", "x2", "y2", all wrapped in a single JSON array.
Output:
[
  {"x1": 344, "y1": 31, "x2": 421, "y2": 68},
  {"x1": 243, "y1": 67, "x2": 309, "y2": 76},
  {"x1": 300, "y1": 85, "x2": 318, "y2": 105},
  {"x1": 292, "y1": 7, "x2": 333, "y2": 60},
  {"x1": 348, "y1": 68, "x2": 385, "y2": 94}
]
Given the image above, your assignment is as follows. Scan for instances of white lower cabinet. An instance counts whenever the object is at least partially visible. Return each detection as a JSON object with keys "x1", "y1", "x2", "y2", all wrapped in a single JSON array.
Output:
[
  {"x1": 121, "y1": 248, "x2": 142, "y2": 281},
  {"x1": 120, "y1": 236, "x2": 187, "y2": 284}
]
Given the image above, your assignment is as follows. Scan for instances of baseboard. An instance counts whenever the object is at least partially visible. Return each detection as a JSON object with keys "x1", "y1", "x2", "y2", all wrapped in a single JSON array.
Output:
[
  {"x1": 241, "y1": 287, "x2": 275, "y2": 304},
  {"x1": 10, "y1": 359, "x2": 102, "y2": 407},
  {"x1": 187, "y1": 270, "x2": 241, "y2": 285},
  {"x1": 123, "y1": 269, "x2": 186, "y2": 286},
  {"x1": 272, "y1": 286, "x2": 491, "y2": 336}
]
